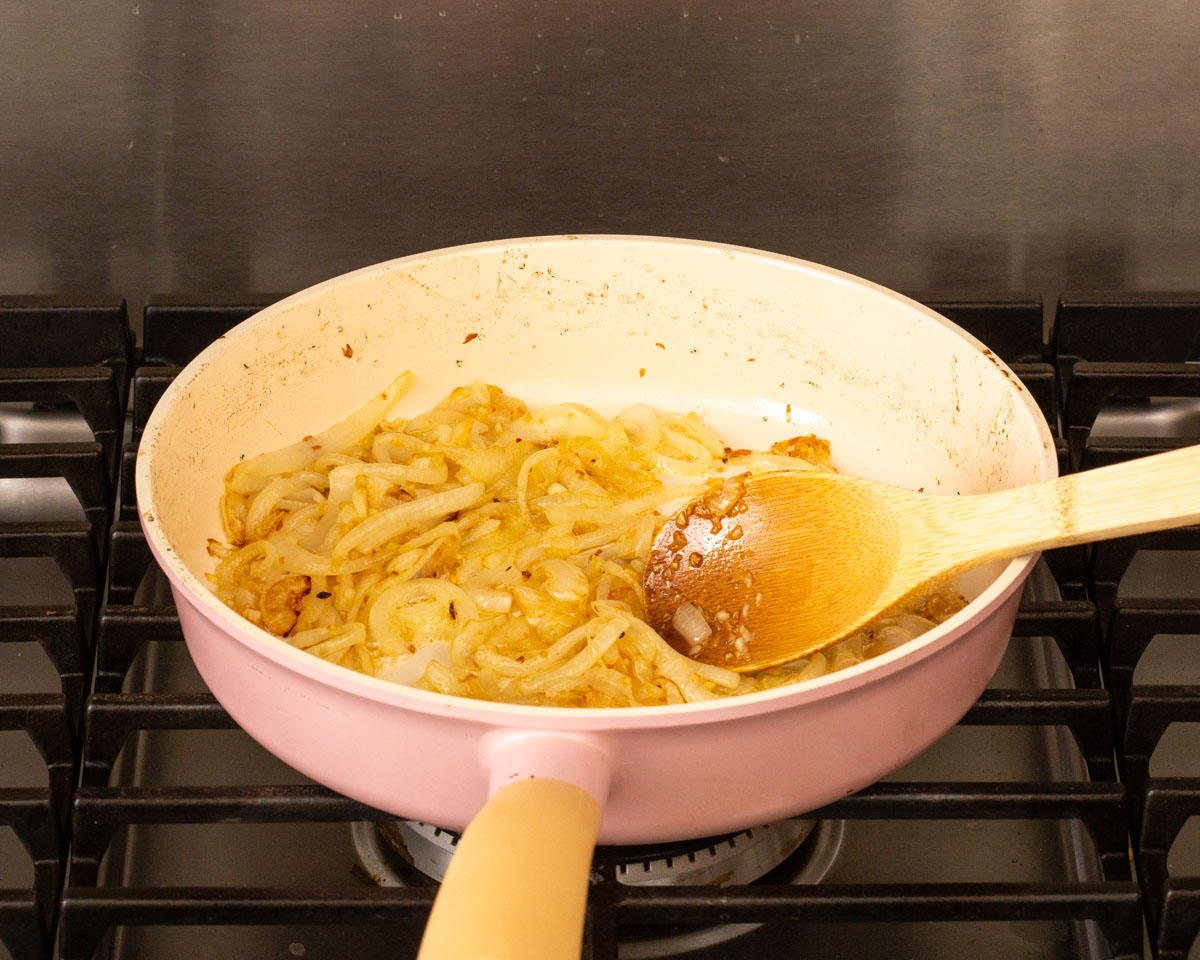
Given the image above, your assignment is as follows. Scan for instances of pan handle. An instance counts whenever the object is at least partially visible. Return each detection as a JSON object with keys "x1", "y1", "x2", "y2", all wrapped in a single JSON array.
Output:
[{"x1": 417, "y1": 733, "x2": 612, "y2": 960}]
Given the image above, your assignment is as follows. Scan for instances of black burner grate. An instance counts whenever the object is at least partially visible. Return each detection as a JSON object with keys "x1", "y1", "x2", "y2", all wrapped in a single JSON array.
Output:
[
  {"x1": 1053, "y1": 296, "x2": 1200, "y2": 959},
  {"x1": 4, "y1": 293, "x2": 1200, "y2": 958},
  {"x1": 0, "y1": 299, "x2": 130, "y2": 960}
]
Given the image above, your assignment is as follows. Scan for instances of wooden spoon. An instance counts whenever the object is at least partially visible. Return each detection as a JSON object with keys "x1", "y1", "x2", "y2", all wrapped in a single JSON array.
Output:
[{"x1": 643, "y1": 444, "x2": 1200, "y2": 672}]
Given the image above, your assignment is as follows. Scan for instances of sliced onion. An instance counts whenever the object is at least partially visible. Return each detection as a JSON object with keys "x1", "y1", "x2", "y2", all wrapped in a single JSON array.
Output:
[
  {"x1": 510, "y1": 617, "x2": 629, "y2": 696},
  {"x1": 458, "y1": 570, "x2": 516, "y2": 613},
  {"x1": 232, "y1": 372, "x2": 414, "y2": 481},
  {"x1": 368, "y1": 578, "x2": 479, "y2": 653},
  {"x1": 650, "y1": 446, "x2": 714, "y2": 478},
  {"x1": 313, "y1": 372, "x2": 415, "y2": 452},
  {"x1": 472, "y1": 618, "x2": 595, "y2": 678},
  {"x1": 298, "y1": 623, "x2": 367, "y2": 662},
  {"x1": 532, "y1": 558, "x2": 590, "y2": 601},
  {"x1": 660, "y1": 413, "x2": 726, "y2": 457},
  {"x1": 359, "y1": 459, "x2": 449, "y2": 485},
  {"x1": 244, "y1": 477, "x2": 324, "y2": 540},
  {"x1": 508, "y1": 404, "x2": 607, "y2": 444},
  {"x1": 671, "y1": 602, "x2": 712, "y2": 647},
  {"x1": 873, "y1": 624, "x2": 916, "y2": 653},
  {"x1": 614, "y1": 403, "x2": 663, "y2": 448},
  {"x1": 227, "y1": 472, "x2": 272, "y2": 495},
  {"x1": 301, "y1": 463, "x2": 360, "y2": 550},
  {"x1": 375, "y1": 643, "x2": 452, "y2": 686},
  {"x1": 628, "y1": 619, "x2": 740, "y2": 691},
  {"x1": 701, "y1": 480, "x2": 742, "y2": 518},
  {"x1": 434, "y1": 445, "x2": 521, "y2": 485},
  {"x1": 544, "y1": 521, "x2": 629, "y2": 553},
  {"x1": 460, "y1": 517, "x2": 502, "y2": 546},
  {"x1": 468, "y1": 588, "x2": 514, "y2": 614},
  {"x1": 306, "y1": 460, "x2": 450, "y2": 551},
  {"x1": 538, "y1": 504, "x2": 604, "y2": 526},
  {"x1": 371, "y1": 431, "x2": 430, "y2": 463},
  {"x1": 213, "y1": 374, "x2": 966, "y2": 707},
  {"x1": 781, "y1": 652, "x2": 828, "y2": 681},
  {"x1": 516, "y1": 447, "x2": 561, "y2": 520},
  {"x1": 736, "y1": 453, "x2": 822, "y2": 475},
  {"x1": 286, "y1": 626, "x2": 333, "y2": 650},
  {"x1": 331, "y1": 482, "x2": 484, "y2": 562},
  {"x1": 269, "y1": 535, "x2": 379, "y2": 577}
]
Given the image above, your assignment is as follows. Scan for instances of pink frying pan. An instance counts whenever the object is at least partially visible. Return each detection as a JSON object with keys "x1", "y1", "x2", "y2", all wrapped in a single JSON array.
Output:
[{"x1": 136, "y1": 236, "x2": 1055, "y2": 958}]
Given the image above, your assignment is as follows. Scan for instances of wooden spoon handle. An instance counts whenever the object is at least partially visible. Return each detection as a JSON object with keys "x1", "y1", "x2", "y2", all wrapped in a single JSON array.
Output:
[
  {"x1": 417, "y1": 777, "x2": 602, "y2": 960},
  {"x1": 942, "y1": 444, "x2": 1200, "y2": 565}
]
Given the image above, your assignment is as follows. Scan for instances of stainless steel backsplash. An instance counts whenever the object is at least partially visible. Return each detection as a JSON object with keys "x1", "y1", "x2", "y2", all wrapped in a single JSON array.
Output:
[{"x1": 3, "y1": 1, "x2": 1198, "y2": 306}]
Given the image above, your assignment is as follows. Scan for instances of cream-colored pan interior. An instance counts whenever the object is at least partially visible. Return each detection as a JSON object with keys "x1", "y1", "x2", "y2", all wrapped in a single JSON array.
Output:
[{"x1": 140, "y1": 236, "x2": 1055, "y2": 606}]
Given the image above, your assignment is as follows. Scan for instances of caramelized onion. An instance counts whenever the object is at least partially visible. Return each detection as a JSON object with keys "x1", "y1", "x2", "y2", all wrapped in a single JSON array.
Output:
[{"x1": 213, "y1": 375, "x2": 964, "y2": 706}]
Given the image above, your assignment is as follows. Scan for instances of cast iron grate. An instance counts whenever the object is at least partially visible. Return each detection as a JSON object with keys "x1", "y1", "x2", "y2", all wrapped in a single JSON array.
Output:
[
  {"x1": 1055, "y1": 294, "x2": 1200, "y2": 470},
  {"x1": 64, "y1": 665, "x2": 1140, "y2": 960},
  {"x1": 0, "y1": 299, "x2": 131, "y2": 960},
  {"x1": 10, "y1": 294, "x2": 1200, "y2": 957},
  {"x1": 66, "y1": 290, "x2": 1142, "y2": 958},
  {"x1": 1059, "y1": 300, "x2": 1200, "y2": 957}
]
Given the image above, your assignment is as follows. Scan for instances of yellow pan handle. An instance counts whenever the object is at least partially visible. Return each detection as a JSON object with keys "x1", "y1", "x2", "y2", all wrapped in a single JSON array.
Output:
[{"x1": 417, "y1": 777, "x2": 603, "y2": 960}]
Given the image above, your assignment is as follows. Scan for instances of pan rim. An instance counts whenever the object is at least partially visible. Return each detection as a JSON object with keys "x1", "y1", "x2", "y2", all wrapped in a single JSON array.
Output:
[{"x1": 135, "y1": 233, "x2": 1055, "y2": 728}]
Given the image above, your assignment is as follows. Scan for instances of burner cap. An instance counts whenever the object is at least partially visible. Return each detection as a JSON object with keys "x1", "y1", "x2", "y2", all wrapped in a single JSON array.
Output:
[{"x1": 353, "y1": 817, "x2": 844, "y2": 959}]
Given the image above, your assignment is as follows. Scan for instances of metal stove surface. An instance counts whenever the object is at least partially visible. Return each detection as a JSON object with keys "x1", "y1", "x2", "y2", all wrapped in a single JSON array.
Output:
[{"x1": 4, "y1": 294, "x2": 1200, "y2": 959}]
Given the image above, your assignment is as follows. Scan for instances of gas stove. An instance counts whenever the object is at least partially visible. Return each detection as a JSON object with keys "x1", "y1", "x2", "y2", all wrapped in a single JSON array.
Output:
[{"x1": 1, "y1": 293, "x2": 1198, "y2": 959}]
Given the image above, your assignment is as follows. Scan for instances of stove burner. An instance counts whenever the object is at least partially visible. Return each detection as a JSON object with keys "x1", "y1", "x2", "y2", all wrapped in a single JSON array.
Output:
[{"x1": 352, "y1": 817, "x2": 844, "y2": 958}]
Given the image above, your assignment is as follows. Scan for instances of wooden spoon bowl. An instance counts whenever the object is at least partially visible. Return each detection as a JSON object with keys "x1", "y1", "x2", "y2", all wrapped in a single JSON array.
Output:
[{"x1": 645, "y1": 444, "x2": 1200, "y2": 672}]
